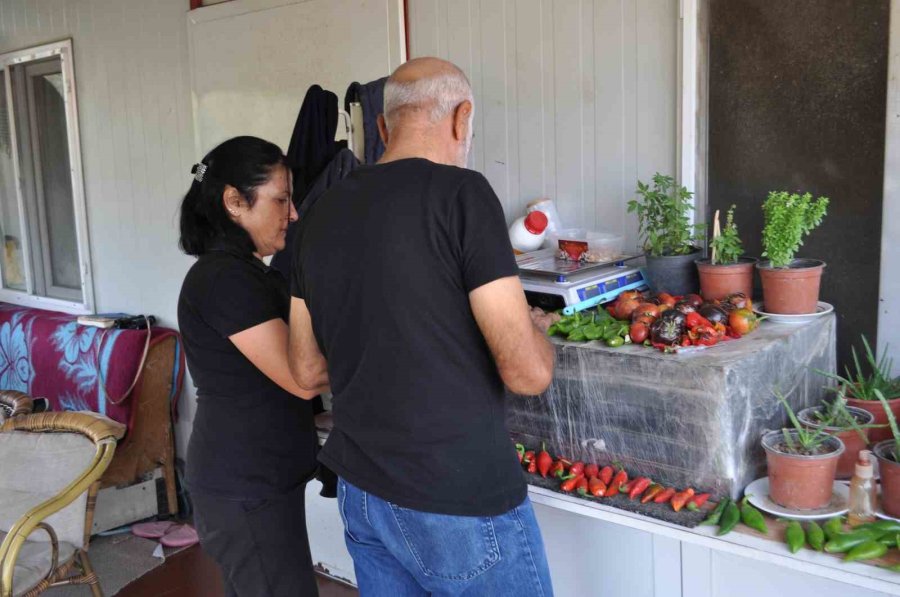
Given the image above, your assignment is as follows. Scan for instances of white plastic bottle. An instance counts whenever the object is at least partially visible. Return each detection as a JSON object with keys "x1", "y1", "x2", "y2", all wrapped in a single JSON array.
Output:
[
  {"x1": 848, "y1": 449, "x2": 877, "y2": 526},
  {"x1": 509, "y1": 211, "x2": 549, "y2": 254}
]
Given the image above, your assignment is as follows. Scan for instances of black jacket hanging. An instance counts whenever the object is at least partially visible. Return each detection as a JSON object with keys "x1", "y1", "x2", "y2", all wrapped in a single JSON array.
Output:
[{"x1": 287, "y1": 85, "x2": 340, "y2": 201}]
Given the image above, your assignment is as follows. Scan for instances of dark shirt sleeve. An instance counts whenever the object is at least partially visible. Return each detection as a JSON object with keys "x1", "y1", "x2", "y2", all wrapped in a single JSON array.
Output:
[
  {"x1": 204, "y1": 265, "x2": 284, "y2": 338},
  {"x1": 455, "y1": 173, "x2": 519, "y2": 292}
]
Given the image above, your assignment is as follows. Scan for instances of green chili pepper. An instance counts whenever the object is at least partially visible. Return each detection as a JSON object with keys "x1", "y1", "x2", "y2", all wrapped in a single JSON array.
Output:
[
  {"x1": 583, "y1": 324, "x2": 603, "y2": 341},
  {"x1": 700, "y1": 499, "x2": 729, "y2": 526},
  {"x1": 824, "y1": 528, "x2": 885, "y2": 553},
  {"x1": 605, "y1": 336, "x2": 625, "y2": 347},
  {"x1": 844, "y1": 540, "x2": 888, "y2": 563},
  {"x1": 784, "y1": 521, "x2": 804, "y2": 554},
  {"x1": 855, "y1": 520, "x2": 900, "y2": 534},
  {"x1": 884, "y1": 563, "x2": 900, "y2": 573},
  {"x1": 806, "y1": 521, "x2": 824, "y2": 551},
  {"x1": 717, "y1": 500, "x2": 740, "y2": 536},
  {"x1": 739, "y1": 497, "x2": 768, "y2": 534},
  {"x1": 547, "y1": 324, "x2": 559, "y2": 336},
  {"x1": 823, "y1": 516, "x2": 844, "y2": 540},
  {"x1": 567, "y1": 328, "x2": 587, "y2": 342}
]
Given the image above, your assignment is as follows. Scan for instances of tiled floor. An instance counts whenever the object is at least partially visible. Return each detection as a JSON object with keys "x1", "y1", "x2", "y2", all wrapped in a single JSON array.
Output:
[{"x1": 119, "y1": 544, "x2": 358, "y2": 597}]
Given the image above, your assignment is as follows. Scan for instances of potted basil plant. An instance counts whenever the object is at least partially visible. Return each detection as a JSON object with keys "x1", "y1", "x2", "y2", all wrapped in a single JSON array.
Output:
[
  {"x1": 762, "y1": 390, "x2": 844, "y2": 510},
  {"x1": 695, "y1": 205, "x2": 756, "y2": 301},
  {"x1": 758, "y1": 191, "x2": 829, "y2": 314},
  {"x1": 627, "y1": 173, "x2": 704, "y2": 295}
]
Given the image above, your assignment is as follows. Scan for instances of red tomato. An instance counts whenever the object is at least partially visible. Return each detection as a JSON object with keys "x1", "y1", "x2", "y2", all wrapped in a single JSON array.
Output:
[
  {"x1": 629, "y1": 322, "x2": 649, "y2": 343},
  {"x1": 656, "y1": 293, "x2": 677, "y2": 308},
  {"x1": 728, "y1": 308, "x2": 759, "y2": 335},
  {"x1": 614, "y1": 297, "x2": 642, "y2": 320},
  {"x1": 684, "y1": 293, "x2": 704, "y2": 308},
  {"x1": 633, "y1": 314, "x2": 656, "y2": 328},
  {"x1": 619, "y1": 290, "x2": 643, "y2": 301},
  {"x1": 632, "y1": 302, "x2": 660, "y2": 321}
]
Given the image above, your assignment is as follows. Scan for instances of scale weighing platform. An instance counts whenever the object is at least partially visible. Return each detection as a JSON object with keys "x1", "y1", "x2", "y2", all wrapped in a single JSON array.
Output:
[{"x1": 517, "y1": 249, "x2": 648, "y2": 315}]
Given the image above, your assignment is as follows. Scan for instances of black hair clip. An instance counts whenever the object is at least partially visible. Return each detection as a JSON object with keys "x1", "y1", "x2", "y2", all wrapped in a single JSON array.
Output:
[{"x1": 191, "y1": 163, "x2": 207, "y2": 183}]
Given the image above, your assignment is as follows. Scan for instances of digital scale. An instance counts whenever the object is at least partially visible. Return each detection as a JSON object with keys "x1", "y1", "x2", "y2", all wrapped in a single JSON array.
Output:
[{"x1": 517, "y1": 248, "x2": 648, "y2": 315}]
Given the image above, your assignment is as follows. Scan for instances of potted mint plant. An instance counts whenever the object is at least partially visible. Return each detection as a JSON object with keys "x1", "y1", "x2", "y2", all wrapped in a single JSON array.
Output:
[
  {"x1": 627, "y1": 174, "x2": 704, "y2": 295},
  {"x1": 695, "y1": 205, "x2": 757, "y2": 301},
  {"x1": 757, "y1": 191, "x2": 829, "y2": 314}
]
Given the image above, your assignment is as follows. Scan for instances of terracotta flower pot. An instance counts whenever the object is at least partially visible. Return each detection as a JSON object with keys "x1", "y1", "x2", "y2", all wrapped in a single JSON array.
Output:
[
  {"x1": 695, "y1": 257, "x2": 757, "y2": 301},
  {"x1": 846, "y1": 394, "x2": 900, "y2": 443},
  {"x1": 762, "y1": 430, "x2": 844, "y2": 510},
  {"x1": 798, "y1": 406, "x2": 874, "y2": 479},
  {"x1": 756, "y1": 258, "x2": 825, "y2": 314},
  {"x1": 874, "y1": 440, "x2": 900, "y2": 518},
  {"x1": 645, "y1": 248, "x2": 702, "y2": 296}
]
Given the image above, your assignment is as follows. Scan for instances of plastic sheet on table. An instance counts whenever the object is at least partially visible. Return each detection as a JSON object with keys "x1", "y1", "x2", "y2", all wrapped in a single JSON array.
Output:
[{"x1": 508, "y1": 315, "x2": 837, "y2": 499}]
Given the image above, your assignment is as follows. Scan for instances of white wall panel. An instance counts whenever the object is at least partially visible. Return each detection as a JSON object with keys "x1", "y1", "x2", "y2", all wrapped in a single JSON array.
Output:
[{"x1": 408, "y1": 0, "x2": 679, "y2": 252}]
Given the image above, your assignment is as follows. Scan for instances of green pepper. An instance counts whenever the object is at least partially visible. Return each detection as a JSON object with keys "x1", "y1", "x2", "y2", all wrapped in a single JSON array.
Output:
[
  {"x1": 823, "y1": 516, "x2": 844, "y2": 540},
  {"x1": 844, "y1": 540, "x2": 888, "y2": 563},
  {"x1": 884, "y1": 563, "x2": 900, "y2": 573},
  {"x1": 700, "y1": 499, "x2": 729, "y2": 526},
  {"x1": 546, "y1": 324, "x2": 559, "y2": 336},
  {"x1": 717, "y1": 500, "x2": 740, "y2": 536},
  {"x1": 605, "y1": 336, "x2": 625, "y2": 347},
  {"x1": 583, "y1": 324, "x2": 603, "y2": 341},
  {"x1": 739, "y1": 497, "x2": 768, "y2": 534},
  {"x1": 567, "y1": 328, "x2": 587, "y2": 342},
  {"x1": 824, "y1": 528, "x2": 885, "y2": 553},
  {"x1": 806, "y1": 521, "x2": 824, "y2": 551},
  {"x1": 784, "y1": 521, "x2": 804, "y2": 554},
  {"x1": 855, "y1": 520, "x2": 900, "y2": 534}
]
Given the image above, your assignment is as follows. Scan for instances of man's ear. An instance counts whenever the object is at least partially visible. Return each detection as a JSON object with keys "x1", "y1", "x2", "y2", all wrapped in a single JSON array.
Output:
[
  {"x1": 377, "y1": 114, "x2": 390, "y2": 146},
  {"x1": 453, "y1": 100, "x2": 473, "y2": 142}
]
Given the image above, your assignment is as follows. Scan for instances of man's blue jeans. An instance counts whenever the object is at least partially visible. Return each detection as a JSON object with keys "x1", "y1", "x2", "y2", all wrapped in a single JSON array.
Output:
[{"x1": 337, "y1": 477, "x2": 554, "y2": 596}]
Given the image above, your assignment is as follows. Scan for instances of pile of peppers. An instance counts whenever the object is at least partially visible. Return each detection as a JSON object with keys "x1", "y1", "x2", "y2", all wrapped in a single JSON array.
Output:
[{"x1": 517, "y1": 443, "x2": 709, "y2": 513}]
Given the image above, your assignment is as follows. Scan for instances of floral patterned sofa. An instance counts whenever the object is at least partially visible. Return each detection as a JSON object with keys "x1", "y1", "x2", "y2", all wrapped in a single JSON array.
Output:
[{"x1": 0, "y1": 304, "x2": 184, "y2": 516}]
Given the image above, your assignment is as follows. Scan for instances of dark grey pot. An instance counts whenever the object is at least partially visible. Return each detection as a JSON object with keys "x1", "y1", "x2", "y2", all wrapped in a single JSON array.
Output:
[{"x1": 645, "y1": 248, "x2": 703, "y2": 296}]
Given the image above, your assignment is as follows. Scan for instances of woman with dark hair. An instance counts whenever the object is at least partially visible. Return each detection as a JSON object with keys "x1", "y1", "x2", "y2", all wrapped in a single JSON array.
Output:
[{"x1": 177, "y1": 136, "x2": 325, "y2": 596}]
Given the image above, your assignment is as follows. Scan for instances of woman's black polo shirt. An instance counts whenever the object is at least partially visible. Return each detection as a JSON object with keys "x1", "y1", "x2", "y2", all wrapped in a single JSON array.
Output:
[{"x1": 178, "y1": 240, "x2": 317, "y2": 498}]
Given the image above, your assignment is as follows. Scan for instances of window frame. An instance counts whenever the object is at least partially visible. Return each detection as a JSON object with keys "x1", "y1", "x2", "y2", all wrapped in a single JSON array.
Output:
[{"x1": 0, "y1": 39, "x2": 93, "y2": 314}]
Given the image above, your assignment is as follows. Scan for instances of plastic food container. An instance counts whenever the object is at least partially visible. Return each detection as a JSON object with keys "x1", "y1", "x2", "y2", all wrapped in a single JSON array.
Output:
[{"x1": 545, "y1": 229, "x2": 624, "y2": 262}]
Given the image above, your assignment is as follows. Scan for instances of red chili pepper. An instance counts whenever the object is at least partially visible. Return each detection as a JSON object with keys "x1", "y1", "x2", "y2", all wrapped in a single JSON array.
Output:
[
  {"x1": 610, "y1": 469, "x2": 628, "y2": 492},
  {"x1": 527, "y1": 460, "x2": 537, "y2": 474},
  {"x1": 653, "y1": 487, "x2": 676, "y2": 504},
  {"x1": 620, "y1": 479, "x2": 636, "y2": 493},
  {"x1": 680, "y1": 335, "x2": 692, "y2": 347},
  {"x1": 629, "y1": 477, "x2": 652, "y2": 500},
  {"x1": 589, "y1": 477, "x2": 607, "y2": 497},
  {"x1": 685, "y1": 312, "x2": 711, "y2": 329},
  {"x1": 599, "y1": 466, "x2": 613, "y2": 486},
  {"x1": 671, "y1": 488, "x2": 696, "y2": 512},
  {"x1": 687, "y1": 493, "x2": 711, "y2": 511},
  {"x1": 560, "y1": 474, "x2": 583, "y2": 493},
  {"x1": 575, "y1": 477, "x2": 590, "y2": 496},
  {"x1": 641, "y1": 484, "x2": 664, "y2": 504},
  {"x1": 568, "y1": 462, "x2": 585, "y2": 478},
  {"x1": 537, "y1": 444, "x2": 553, "y2": 478},
  {"x1": 550, "y1": 460, "x2": 567, "y2": 478},
  {"x1": 523, "y1": 450, "x2": 535, "y2": 464},
  {"x1": 584, "y1": 464, "x2": 600, "y2": 480}
]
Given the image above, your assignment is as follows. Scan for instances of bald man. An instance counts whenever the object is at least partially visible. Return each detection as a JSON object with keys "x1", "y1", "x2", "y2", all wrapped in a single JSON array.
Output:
[{"x1": 288, "y1": 58, "x2": 555, "y2": 596}]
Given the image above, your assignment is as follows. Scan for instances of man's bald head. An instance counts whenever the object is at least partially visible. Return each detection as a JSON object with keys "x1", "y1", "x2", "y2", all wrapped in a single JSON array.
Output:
[{"x1": 382, "y1": 58, "x2": 473, "y2": 132}]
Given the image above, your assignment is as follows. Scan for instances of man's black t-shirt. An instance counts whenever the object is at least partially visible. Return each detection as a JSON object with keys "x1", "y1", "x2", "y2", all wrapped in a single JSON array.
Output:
[
  {"x1": 178, "y1": 240, "x2": 318, "y2": 499},
  {"x1": 293, "y1": 158, "x2": 525, "y2": 516}
]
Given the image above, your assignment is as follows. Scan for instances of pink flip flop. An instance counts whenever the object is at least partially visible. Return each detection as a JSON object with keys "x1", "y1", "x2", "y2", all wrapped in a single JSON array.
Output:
[
  {"x1": 159, "y1": 524, "x2": 199, "y2": 548},
  {"x1": 131, "y1": 521, "x2": 178, "y2": 539}
]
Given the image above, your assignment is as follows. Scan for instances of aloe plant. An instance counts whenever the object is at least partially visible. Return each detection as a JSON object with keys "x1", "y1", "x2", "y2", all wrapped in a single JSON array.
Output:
[
  {"x1": 774, "y1": 390, "x2": 838, "y2": 455},
  {"x1": 875, "y1": 389, "x2": 900, "y2": 462},
  {"x1": 817, "y1": 336, "x2": 900, "y2": 402}
]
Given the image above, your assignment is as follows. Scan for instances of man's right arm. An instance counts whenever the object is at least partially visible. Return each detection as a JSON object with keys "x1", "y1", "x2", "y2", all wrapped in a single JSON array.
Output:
[{"x1": 469, "y1": 276, "x2": 554, "y2": 395}]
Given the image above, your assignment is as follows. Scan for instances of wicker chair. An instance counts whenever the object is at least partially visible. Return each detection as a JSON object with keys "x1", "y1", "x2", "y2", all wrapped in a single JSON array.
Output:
[
  {"x1": 0, "y1": 392, "x2": 33, "y2": 423},
  {"x1": 0, "y1": 412, "x2": 126, "y2": 597}
]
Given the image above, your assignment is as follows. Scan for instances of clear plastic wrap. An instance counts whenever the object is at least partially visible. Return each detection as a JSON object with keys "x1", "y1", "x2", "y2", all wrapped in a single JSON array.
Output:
[{"x1": 507, "y1": 315, "x2": 836, "y2": 499}]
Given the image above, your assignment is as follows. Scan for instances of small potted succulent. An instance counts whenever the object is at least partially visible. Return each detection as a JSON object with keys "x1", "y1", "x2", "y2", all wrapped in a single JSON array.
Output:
[
  {"x1": 695, "y1": 205, "x2": 756, "y2": 301},
  {"x1": 798, "y1": 395, "x2": 875, "y2": 479},
  {"x1": 873, "y1": 390, "x2": 900, "y2": 517},
  {"x1": 757, "y1": 191, "x2": 829, "y2": 314},
  {"x1": 818, "y1": 335, "x2": 900, "y2": 443},
  {"x1": 627, "y1": 173, "x2": 704, "y2": 296},
  {"x1": 762, "y1": 390, "x2": 844, "y2": 510}
]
